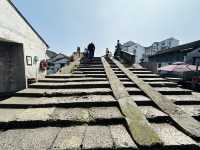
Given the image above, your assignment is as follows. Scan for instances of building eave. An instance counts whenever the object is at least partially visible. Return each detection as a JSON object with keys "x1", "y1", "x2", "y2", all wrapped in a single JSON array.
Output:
[
  {"x1": 8, "y1": 0, "x2": 49, "y2": 48},
  {"x1": 150, "y1": 40, "x2": 200, "y2": 58}
]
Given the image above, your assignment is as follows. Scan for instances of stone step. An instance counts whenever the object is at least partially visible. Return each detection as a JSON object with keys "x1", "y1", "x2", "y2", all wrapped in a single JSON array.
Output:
[
  {"x1": 0, "y1": 125, "x2": 138, "y2": 150},
  {"x1": 31, "y1": 81, "x2": 177, "y2": 89},
  {"x1": 127, "y1": 87, "x2": 192, "y2": 95},
  {"x1": 76, "y1": 68, "x2": 120, "y2": 71},
  {"x1": 73, "y1": 71, "x2": 107, "y2": 74},
  {"x1": 150, "y1": 123, "x2": 198, "y2": 148},
  {"x1": 2, "y1": 94, "x2": 199, "y2": 109},
  {"x1": 0, "y1": 123, "x2": 198, "y2": 149},
  {"x1": 0, "y1": 107, "x2": 124, "y2": 128},
  {"x1": 142, "y1": 78, "x2": 167, "y2": 82},
  {"x1": 15, "y1": 88, "x2": 113, "y2": 97},
  {"x1": 167, "y1": 95, "x2": 200, "y2": 105},
  {"x1": 46, "y1": 74, "x2": 108, "y2": 79},
  {"x1": 136, "y1": 74, "x2": 161, "y2": 78},
  {"x1": 123, "y1": 81, "x2": 177, "y2": 87},
  {"x1": 139, "y1": 105, "x2": 200, "y2": 122},
  {"x1": 132, "y1": 95, "x2": 200, "y2": 105},
  {"x1": 81, "y1": 125, "x2": 137, "y2": 149},
  {"x1": 132, "y1": 71, "x2": 152, "y2": 74},
  {"x1": 86, "y1": 74, "x2": 128, "y2": 78},
  {"x1": 38, "y1": 78, "x2": 107, "y2": 83},
  {"x1": 85, "y1": 74, "x2": 108, "y2": 78},
  {"x1": 79, "y1": 66, "x2": 104, "y2": 69},
  {"x1": 129, "y1": 68, "x2": 149, "y2": 71},
  {"x1": 79, "y1": 65, "x2": 117, "y2": 68},
  {"x1": 79, "y1": 64, "x2": 104, "y2": 67},
  {"x1": 179, "y1": 105, "x2": 200, "y2": 120},
  {"x1": 74, "y1": 71, "x2": 125, "y2": 75},
  {"x1": 0, "y1": 95, "x2": 117, "y2": 108},
  {"x1": 30, "y1": 81, "x2": 110, "y2": 89},
  {"x1": 46, "y1": 74, "x2": 86, "y2": 79}
]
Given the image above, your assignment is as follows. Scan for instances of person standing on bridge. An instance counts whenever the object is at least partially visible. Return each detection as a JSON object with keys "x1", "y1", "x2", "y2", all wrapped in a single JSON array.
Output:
[{"x1": 87, "y1": 42, "x2": 95, "y2": 61}]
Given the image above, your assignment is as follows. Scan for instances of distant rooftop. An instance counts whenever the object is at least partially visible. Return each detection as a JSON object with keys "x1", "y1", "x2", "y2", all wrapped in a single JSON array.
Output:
[{"x1": 150, "y1": 40, "x2": 200, "y2": 57}]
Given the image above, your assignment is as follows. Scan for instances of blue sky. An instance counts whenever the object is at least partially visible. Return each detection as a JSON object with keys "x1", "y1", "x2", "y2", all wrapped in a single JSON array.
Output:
[{"x1": 13, "y1": 0, "x2": 200, "y2": 56}]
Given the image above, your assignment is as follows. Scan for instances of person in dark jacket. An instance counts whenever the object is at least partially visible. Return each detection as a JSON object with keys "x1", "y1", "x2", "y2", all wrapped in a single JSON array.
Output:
[{"x1": 87, "y1": 42, "x2": 95, "y2": 61}]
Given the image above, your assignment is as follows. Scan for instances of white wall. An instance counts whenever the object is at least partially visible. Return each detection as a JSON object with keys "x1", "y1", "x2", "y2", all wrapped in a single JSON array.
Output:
[
  {"x1": 128, "y1": 44, "x2": 145, "y2": 63},
  {"x1": 0, "y1": 0, "x2": 48, "y2": 80}
]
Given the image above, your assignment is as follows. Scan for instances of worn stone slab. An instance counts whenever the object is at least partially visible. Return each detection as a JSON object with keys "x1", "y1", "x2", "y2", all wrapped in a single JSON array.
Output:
[
  {"x1": 0, "y1": 108, "x2": 25, "y2": 122},
  {"x1": 16, "y1": 108, "x2": 55, "y2": 121},
  {"x1": 79, "y1": 65, "x2": 104, "y2": 68},
  {"x1": 141, "y1": 78, "x2": 166, "y2": 82},
  {"x1": 0, "y1": 95, "x2": 116, "y2": 107},
  {"x1": 127, "y1": 87, "x2": 191, "y2": 95},
  {"x1": 30, "y1": 81, "x2": 110, "y2": 89},
  {"x1": 129, "y1": 68, "x2": 148, "y2": 71},
  {"x1": 136, "y1": 74, "x2": 160, "y2": 78},
  {"x1": 166, "y1": 95, "x2": 200, "y2": 104},
  {"x1": 110, "y1": 125, "x2": 137, "y2": 149},
  {"x1": 46, "y1": 74, "x2": 86, "y2": 78},
  {"x1": 89, "y1": 107, "x2": 123, "y2": 120},
  {"x1": 123, "y1": 81, "x2": 177, "y2": 87},
  {"x1": 52, "y1": 108, "x2": 90, "y2": 123},
  {"x1": 82, "y1": 126, "x2": 113, "y2": 149},
  {"x1": 77, "y1": 68, "x2": 120, "y2": 71},
  {"x1": 0, "y1": 127, "x2": 60, "y2": 150},
  {"x1": 76, "y1": 68, "x2": 105, "y2": 71},
  {"x1": 139, "y1": 106, "x2": 167, "y2": 120},
  {"x1": 86, "y1": 74, "x2": 107, "y2": 78},
  {"x1": 102, "y1": 57, "x2": 162, "y2": 147},
  {"x1": 74, "y1": 71, "x2": 106, "y2": 74},
  {"x1": 0, "y1": 107, "x2": 124, "y2": 125},
  {"x1": 38, "y1": 78, "x2": 107, "y2": 83},
  {"x1": 131, "y1": 95, "x2": 150, "y2": 101},
  {"x1": 179, "y1": 105, "x2": 200, "y2": 117},
  {"x1": 132, "y1": 71, "x2": 152, "y2": 74},
  {"x1": 0, "y1": 95, "x2": 184, "y2": 108},
  {"x1": 131, "y1": 95, "x2": 200, "y2": 104},
  {"x1": 52, "y1": 95, "x2": 116, "y2": 106},
  {"x1": 154, "y1": 87, "x2": 191, "y2": 93},
  {"x1": 52, "y1": 107, "x2": 124, "y2": 123},
  {"x1": 0, "y1": 97, "x2": 57, "y2": 105},
  {"x1": 151, "y1": 123, "x2": 198, "y2": 147},
  {"x1": 52, "y1": 126, "x2": 86, "y2": 150},
  {"x1": 16, "y1": 88, "x2": 112, "y2": 97},
  {"x1": 113, "y1": 58, "x2": 200, "y2": 139}
]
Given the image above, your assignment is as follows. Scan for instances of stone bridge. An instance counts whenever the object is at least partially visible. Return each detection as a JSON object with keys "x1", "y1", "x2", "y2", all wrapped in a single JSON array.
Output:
[{"x1": 0, "y1": 57, "x2": 199, "y2": 149}]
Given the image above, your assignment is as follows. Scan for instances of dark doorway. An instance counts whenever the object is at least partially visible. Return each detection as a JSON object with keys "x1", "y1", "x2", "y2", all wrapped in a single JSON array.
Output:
[{"x1": 0, "y1": 41, "x2": 26, "y2": 97}]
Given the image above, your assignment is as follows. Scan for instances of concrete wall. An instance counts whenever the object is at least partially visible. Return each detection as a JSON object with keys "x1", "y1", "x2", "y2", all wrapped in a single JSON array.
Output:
[
  {"x1": 0, "y1": 42, "x2": 26, "y2": 93},
  {"x1": 0, "y1": 0, "x2": 48, "y2": 81},
  {"x1": 120, "y1": 51, "x2": 135, "y2": 65},
  {"x1": 141, "y1": 62, "x2": 158, "y2": 74}
]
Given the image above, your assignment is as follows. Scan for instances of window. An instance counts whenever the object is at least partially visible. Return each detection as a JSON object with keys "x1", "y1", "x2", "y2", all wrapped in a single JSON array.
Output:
[{"x1": 26, "y1": 56, "x2": 32, "y2": 66}]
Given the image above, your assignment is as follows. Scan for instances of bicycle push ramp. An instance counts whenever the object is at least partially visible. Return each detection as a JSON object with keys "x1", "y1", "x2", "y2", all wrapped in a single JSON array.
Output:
[{"x1": 0, "y1": 57, "x2": 199, "y2": 149}]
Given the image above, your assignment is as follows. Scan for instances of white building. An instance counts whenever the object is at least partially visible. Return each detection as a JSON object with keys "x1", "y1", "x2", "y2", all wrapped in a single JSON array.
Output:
[
  {"x1": 47, "y1": 53, "x2": 70, "y2": 74},
  {"x1": 0, "y1": 0, "x2": 48, "y2": 94},
  {"x1": 121, "y1": 41, "x2": 145, "y2": 63},
  {"x1": 143, "y1": 37, "x2": 179, "y2": 62}
]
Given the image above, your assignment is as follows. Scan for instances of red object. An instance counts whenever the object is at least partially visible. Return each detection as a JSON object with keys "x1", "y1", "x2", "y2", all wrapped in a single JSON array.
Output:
[
  {"x1": 40, "y1": 60, "x2": 48, "y2": 70},
  {"x1": 192, "y1": 76, "x2": 200, "y2": 83},
  {"x1": 158, "y1": 63, "x2": 200, "y2": 73}
]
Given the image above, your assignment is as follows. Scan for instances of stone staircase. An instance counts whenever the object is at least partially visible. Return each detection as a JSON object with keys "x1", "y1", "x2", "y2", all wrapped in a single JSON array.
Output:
[{"x1": 0, "y1": 57, "x2": 199, "y2": 149}]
